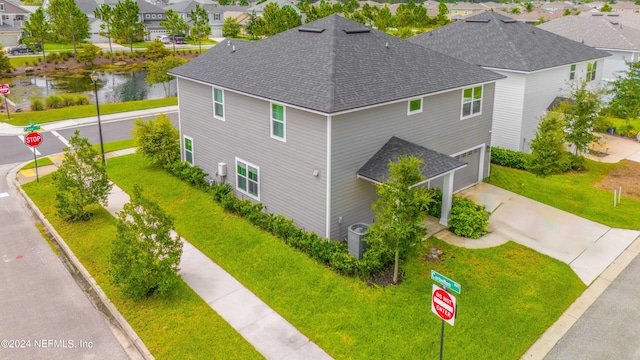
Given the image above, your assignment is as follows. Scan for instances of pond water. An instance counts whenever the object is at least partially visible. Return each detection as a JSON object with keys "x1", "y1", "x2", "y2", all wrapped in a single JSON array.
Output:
[{"x1": 0, "y1": 70, "x2": 177, "y2": 109}]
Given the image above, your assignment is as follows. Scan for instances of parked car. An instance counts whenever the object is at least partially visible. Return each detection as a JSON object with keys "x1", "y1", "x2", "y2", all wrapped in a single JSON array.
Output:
[
  {"x1": 8, "y1": 43, "x2": 42, "y2": 56},
  {"x1": 159, "y1": 35, "x2": 170, "y2": 44},
  {"x1": 170, "y1": 35, "x2": 185, "y2": 44}
]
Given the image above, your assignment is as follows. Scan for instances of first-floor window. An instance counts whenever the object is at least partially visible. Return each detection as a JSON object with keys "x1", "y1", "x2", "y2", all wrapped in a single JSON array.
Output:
[
  {"x1": 570, "y1": 64, "x2": 576, "y2": 80},
  {"x1": 184, "y1": 136, "x2": 193, "y2": 165},
  {"x1": 586, "y1": 61, "x2": 597, "y2": 82},
  {"x1": 461, "y1": 85, "x2": 483, "y2": 118},
  {"x1": 236, "y1": 158, "x2": 259, "y2": 199}
]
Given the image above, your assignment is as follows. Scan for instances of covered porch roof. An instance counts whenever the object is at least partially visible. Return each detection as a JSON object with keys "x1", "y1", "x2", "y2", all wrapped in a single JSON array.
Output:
[{"x1": 356, "y1": 136, "x2": 467, "y2": 184}]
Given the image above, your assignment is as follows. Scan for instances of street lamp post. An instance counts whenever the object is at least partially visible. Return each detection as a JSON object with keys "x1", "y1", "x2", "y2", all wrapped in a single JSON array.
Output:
[{"x1": 90, "y1": 71, "x2": 106, "y2": 165}]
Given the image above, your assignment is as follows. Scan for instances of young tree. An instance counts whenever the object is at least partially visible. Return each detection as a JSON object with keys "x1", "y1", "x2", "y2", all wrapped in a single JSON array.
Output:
[
  {"x1": 94, "y1": 4, "x2": 114, "y2": 59},
  {"x1": 527, "y1": 113, "x2": 570, "y2": 177},
  {"x1": 145, "y1": 55, "x2": 186, "y2": 97},
  {"x1": 263, "y1": 3, "x2": 301, "y2": 36},
  {"x1": 223, "y1": 17, "x2": 240, "y2": 38},
  {"x1": 132, "y1": 114, "x2": 180, "y2": 168},
  {"x1": 160, "y1": 10, "x2": 189, "y2": 55},
  {"x1": 53, "y1": 130, "x2": 112, "y2": 222},
  {"x1": 368, "y1": 156, "x2": 433, "y2": 284},
  {"x1": 436, "y1": 2, "x2": 450, "y2": 26},
  {"x1": 46, "y1": 0, "x2": 89, "y2": 59},
  {"x1": 607, "y1": 61, "x2": 640, "y2": 126},
  {"x1": 144, "y1": 38, "x2": 171, "y2": 61},
  {"x1": 560, "y1": 81, "x2": 602, "y2": 156},
  {"x1": 110, "y1": 185, "x2": 183, "y2": 300},
  {"x1": 189, "y1": 4, "x2": 211, "y2": 54},
  {"x1": 0, "y1": 50, "x2": 12, "y2": 74},
  {"x1": 601, "y1": 3, "x2": 613, "y2": 12},
  {"x1": 77, "y1": 43, "x2": 102, "y2": 64},
  {"x1": 111, "y1": 0, "x2": 145, "y2": 53},
  {"x1": 23, "y1": 7, "x2": 50, "y2": 67},
  {"x1": 524, "y1": 2, "x2": 534, "y2": 12}
]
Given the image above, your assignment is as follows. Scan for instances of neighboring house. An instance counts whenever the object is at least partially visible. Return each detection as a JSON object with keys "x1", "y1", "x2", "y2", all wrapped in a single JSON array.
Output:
[
  {"x1": 0, "y1": 0, "x2": 30, "y2": 46},
  {"x1": 541, "y1": 1, "x2": 573, "y2": 12},
  {"x1": 447, "y1": 2, "x2": 488, "y2": 20},
  {"x1": 246, "y1": 0, "x2": 300, "y2": 17},
  {"x1": 169, "y1": 15, "x2": 504, "y2": 240},
  {"x1": 501, "y1": 8, "x2": 562, "y2": 24},
  {"x1": 409, "y1": 11, "x2": 610, "y2": 153},
  {"x1": 611, "y1": 0, "x2": 640, "y2": 13},
  {"x1": 166, "y1": 1, "x2": 249, "y2": 37},
  {"x1": 137, "y1": 0, "x2": 168, "y2": 40},
  {"x1": 538, "y1": 13, "x2": 640, "y2": 82}
]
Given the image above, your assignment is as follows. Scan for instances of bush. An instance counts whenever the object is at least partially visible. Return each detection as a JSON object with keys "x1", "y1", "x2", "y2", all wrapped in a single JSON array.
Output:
[
  {"x1": 45, "y1": 94, "x2": 63, "y2": 108},
  {"x1": 593, "y1": 116, "x2": 613, "y2": 133},
  {"x1": 425, "y1": 188, "x2": 443, "y2": 218},
  {"x1": 491, "y1": 147, "x2": 529, "y2": 170},
  {"x1": 30, "y1": 97, "x2": 44, "y2": 111},
  {"x1": 60, "y1": 93, "x2": 76, "y2": 107},
  {"x1": 448, "y1": 196, "x2": 489, "y2": 239},
  {"x1": 133, "y1": 115, "x2": 180, "y2": 168},
  {"x1": 167, "y1": 161, "x2": 209, "y2": 189}
]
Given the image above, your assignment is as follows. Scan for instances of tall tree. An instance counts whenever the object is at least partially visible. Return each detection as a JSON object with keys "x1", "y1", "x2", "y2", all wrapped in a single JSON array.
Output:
[
  {"x1": 53, "y1": 130, "x2": 112, "y2": 222},
  {"x1": 436, "y1": 2, "x2": 450, "y2": 26},
  {"x1": 23, "y1": 7, "x2": 50, "y2": 67},
  {"x1": 373, "y1": 5, "x2": 392, "y2": 32},
  {"x1": 46, "y1": 0, "x2": 89, "y2": 59},
  {"x1": 111, "y1": 0, "x2": 145, "y2": 53},
  {"x1": 223, "y1": 17, "x2": 240, "y2": 38},
  {"x1": 189, "y1": 4, "x2": 210, "y2": 54},
  {"x1": 524, "y1": 2, "x2": 534, "y2": 12},
  {"x1": 527, "y1": 113, "x2": 570, "y2": 177},
  {"x1": 607, "y1": 61, "x2": 640, "y2": 127},
  {"x1": 560, "y1": 81, "x2": 602, "y2": 157},
  {"x1": 601, "y1": 3, "x2": 613, "y2": 12},
  {"x1": 368, "y1": 156, "x2": 433, "y2": 284},
  {"x1": 263, "y1": 3, "x2": 301, "y2": 36},
  {"x1": 94, "y1": 4, "x2": 114, "y2": 59},
  {"x1": 160, "y1": 10, "x2": 189, "y2": 55},
  {"x1": 110, "y1": 185, "x2": 183, "y2": 300}
]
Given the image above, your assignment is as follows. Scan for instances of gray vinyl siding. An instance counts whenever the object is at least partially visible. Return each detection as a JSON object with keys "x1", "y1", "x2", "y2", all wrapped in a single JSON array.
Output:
[
  {"x1": 329, "y1": 83, "x2": 495, "y2": 240},
  {"x1": 177, "y1": 78, "x2": 328, "y2": 236}
]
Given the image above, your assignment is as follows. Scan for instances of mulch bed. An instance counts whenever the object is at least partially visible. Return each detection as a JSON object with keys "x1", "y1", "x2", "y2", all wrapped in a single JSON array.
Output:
[{"x1": 594, "y1": 159, "x2": 640, "y2": 201}]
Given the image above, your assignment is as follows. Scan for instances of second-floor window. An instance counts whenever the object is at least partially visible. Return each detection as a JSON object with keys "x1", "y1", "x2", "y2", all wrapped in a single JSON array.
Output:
[
  {"x1": 213, "y1": 13, "x2": 221, "y2": 21},
  {"x1": 586, "y1": 61, "x2": 597, "y2": 82},
  {"x1": 461, "y1": 85, "x2": 483, "y2": 118},
  {"x1": 570, "y1": 64, "x2": 576, "y2": 80},
  {"x1": 0, "y1": 4, "x2": 5, "y2": 11},
  {"x1": 213, "y1": 87, "x2": 224, "y2": 120},
  {"x1": 145, "y1": 14, "x2": 150, "y2": 19},
  {"x1": 271, "y1": 103, "x2": 286, "y2": 141}
]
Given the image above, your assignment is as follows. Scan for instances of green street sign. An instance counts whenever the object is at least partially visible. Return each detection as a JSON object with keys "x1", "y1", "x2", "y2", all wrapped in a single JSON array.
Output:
[
  {"x1": 24, "y1": 122, "x2": 41, "y2": 132},
  {"x1": 431, "y1": 270, "x2": 461, "y2": 294}
]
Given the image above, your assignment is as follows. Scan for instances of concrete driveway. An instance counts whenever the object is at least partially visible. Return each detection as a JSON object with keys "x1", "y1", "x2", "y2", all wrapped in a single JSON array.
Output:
[
  {"x1": 444, "y1": 182, "x2": 640, "y2": 285},
  {"x1": 588, "y1": 132, "x2": 640, "y2": 163}
]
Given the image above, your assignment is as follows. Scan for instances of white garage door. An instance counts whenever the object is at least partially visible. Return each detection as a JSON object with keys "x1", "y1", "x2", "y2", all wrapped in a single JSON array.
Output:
[{"x1": 453, "y1": 148, "x2": 481, "y2": 192}]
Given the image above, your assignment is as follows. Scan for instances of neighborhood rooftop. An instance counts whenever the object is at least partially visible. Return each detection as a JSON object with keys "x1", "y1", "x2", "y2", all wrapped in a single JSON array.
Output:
[
  {"x1": 408, "y1": 11, "x2": 611, "y2": 72},
  {"x1": 169, "y1": 14, "x2": 504, "y2": 114},
  {"x1": 538, "y1": 14, "x2": 640, "y2": 51}
]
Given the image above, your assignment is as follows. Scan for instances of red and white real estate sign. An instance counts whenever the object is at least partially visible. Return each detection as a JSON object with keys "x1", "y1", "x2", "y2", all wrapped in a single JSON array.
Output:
[{"x1": 432, "y1": 284, "x2": 456, "y2": 326}]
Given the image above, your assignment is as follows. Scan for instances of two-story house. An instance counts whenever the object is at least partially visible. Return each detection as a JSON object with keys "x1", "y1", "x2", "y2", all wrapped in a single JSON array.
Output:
[
  {"x1": 169, "y1": 15, "x2": 504, "y2": 240},
  {"x1": 164, "y1": 1, "x2": 249, "y2": 38},
  {"x1": 0, "y1": 0, "x2": 30, "y2": 46},
  {"x1": 409, "y1": 11, "x2": 610, "y2": 153},
  {"x1": 137, "y1": 0, "x2": 167, "y2": 40}
]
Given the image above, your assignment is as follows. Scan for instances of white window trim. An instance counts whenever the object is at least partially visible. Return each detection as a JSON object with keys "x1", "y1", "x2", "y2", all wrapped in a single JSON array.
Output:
[
  {"x1": 145, "y1": 14, "x2": 150, "y2": 19},
  {"x1": 235, "y1": 157, "x2": 260, "y2": 201},
  {"x1": 183, "y1": 135, "x2": 194, "y2": 165},
  {"x1": 460, "y1": 85, "x2": 483, "y2": 120},
  {"x1": 0, "y1": 4, "x2": 5, "y2": 11},
  {"x1": 270, "y1": 102, "x2": 286, "y2": 142},
  {"x1": 569, "y1": 64, "x2": 576, "y2": 81},
  {"x1": 407, "y1": 97, "x2": 423, "y2": 115},
  {"x1": 213, "y1": 87, "x2": 224, "y2": 121}
]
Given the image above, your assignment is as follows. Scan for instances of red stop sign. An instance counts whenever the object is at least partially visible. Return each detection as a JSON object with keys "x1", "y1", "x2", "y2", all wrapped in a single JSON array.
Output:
[
  {"x1": 25, "y1": 132, "x2": 43, "y2": 147},
  {"x1": 432, "y1": 286, "x2": 456, "y2": 323},
  {"x1": 0, "y1": 84, "x2": 9, "y2": 95}
]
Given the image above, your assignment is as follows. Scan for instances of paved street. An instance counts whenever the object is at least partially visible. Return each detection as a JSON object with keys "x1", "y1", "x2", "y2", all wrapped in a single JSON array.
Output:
[{"x1": 0, "y1": 164, "x2": 131, "y2": 359}]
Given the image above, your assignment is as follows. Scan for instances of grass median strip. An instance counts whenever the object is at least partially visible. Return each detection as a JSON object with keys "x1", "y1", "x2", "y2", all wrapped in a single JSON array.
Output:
[
  {"x1": 105, "y1": 154, "x2": 586, "y2": 359},
  {"x1": 22, "y1": 175, "x2": 263, "y2": 360},
  {"x1": 486, "y1": 160, "x2": 640, "y2": 229}
]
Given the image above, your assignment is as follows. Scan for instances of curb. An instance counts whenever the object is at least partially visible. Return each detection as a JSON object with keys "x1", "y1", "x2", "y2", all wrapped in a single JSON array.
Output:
[
  {"x1": 10, "y1": 163, "x2": 154, "y2": 360},
  {"x1": 520, "y1": 234, "x2": 640, "y2": 359}
]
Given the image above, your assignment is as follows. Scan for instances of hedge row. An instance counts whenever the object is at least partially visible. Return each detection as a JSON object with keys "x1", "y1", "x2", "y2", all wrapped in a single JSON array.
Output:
[{"x1": 490, "y1": 147, "x2": 530, "y2": 170}]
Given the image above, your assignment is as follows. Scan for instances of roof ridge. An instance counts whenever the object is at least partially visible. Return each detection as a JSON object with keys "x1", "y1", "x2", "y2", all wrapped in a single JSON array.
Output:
[{"x1": 492, "y1": 15, "x2": 532, "y2": 71}]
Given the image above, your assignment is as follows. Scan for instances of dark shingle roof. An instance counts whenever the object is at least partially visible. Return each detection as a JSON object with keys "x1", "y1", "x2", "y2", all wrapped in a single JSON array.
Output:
[
  {"x1": 408, "y1": 11, "x2": 611, "y2": 72},
  {"x1": 357, "y1": 137, "x2": 467, "y2": 183},
  {"x1": 169, "y1": 15, "x2": 504, "y2": 113}
]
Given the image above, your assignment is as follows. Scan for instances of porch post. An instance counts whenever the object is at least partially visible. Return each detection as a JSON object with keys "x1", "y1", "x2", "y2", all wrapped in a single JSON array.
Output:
[{"x1": 440, "y1": 172, "x2": 454, "y2": 226}]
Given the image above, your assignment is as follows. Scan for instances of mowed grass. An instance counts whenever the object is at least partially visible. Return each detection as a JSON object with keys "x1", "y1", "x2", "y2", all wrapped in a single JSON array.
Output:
[
  {"x1": 22, "y1": 176, "x2": 263, "y2": 360},
  {"x1": 105, "y1": 154, "x2": 586, "y2": 359},
  {"x1": 21, "y1": 156, "x2": 54, "y2": 169},
  {"x1": 1, "y1": 97, "x2": 177, "y2": 126},
  {"x1": 486, "y1": 160, "x2": 640, "y2": 229}
]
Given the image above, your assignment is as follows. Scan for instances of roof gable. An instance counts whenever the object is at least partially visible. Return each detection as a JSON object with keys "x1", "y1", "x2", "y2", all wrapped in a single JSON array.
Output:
[
  {"x1": 409, "y1": 11, "x2": 611, "y2": 72},
  {"x1": 170, "y1": 15, "x2": 504, "y2": 113}
]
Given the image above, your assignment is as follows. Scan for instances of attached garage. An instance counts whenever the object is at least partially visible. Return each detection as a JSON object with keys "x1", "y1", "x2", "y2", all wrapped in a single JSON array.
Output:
[
  {"x1": 0, "y1": 32, "x2": 20, "y2": 47},
  {"x1": 453, "y1": 147, "x2": 481, "y2": 192}
]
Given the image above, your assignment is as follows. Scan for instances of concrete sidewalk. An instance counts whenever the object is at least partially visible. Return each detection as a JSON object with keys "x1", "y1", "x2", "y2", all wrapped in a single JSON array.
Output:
[
  {"x1": 104, "y1": 172, "x2": 333, "y2": 360},
  {"x1": 0, "y1": 106, "x2": 178, "y2": 136}
]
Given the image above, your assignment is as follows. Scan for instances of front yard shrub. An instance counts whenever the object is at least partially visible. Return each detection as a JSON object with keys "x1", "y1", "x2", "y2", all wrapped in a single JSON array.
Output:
[
  {"x1": 166, "y1": 161, "x2": 209, "y2": 189},
  {"x1": 448, "y1": 196, "x2": 489, "y2": 239},
  {"x1": 491, "y1": 147, "x2": 529, "y2": 170},
  {"x1": 45, "y1": 94, "x2": 63, "y2": 108},
  {"x1": 30, "y1": 97, "x2": 44, "y2": 111},
  {"x1": 426, "y1": 187, "x2": 443, "y2": 218}
]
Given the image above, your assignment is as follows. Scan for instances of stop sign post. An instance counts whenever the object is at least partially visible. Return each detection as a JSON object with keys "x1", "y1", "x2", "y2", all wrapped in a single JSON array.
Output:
[{"x1": 24, "y1": 131, "x2": 43, "y2": 182}]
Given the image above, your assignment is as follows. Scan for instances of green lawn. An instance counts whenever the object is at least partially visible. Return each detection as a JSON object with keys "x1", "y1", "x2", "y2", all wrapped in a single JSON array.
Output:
[
  {"x1": 102, "y1": 154, "x2": 586, "y2": 359},
  {"x1": 486, "y1": 160, "x2": 640, "y2": 229},
  {"x1": 22, "y1": 177, "x2": 263, "y2": 360},
  {"x1": 1, "y1": 98, "x2": 177, "y2": 126},
  {"x1": 21, "y1": 156, "x2": 54, "y2": 169}
]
